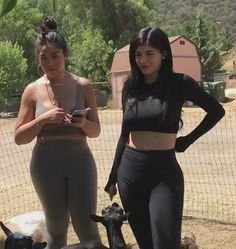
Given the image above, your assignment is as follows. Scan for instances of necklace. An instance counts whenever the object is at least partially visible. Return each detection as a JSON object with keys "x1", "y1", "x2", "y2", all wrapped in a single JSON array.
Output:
[
  {"x1": 45, "y1": 73, "x2": 69, "y2": 107},
  {"x1": 45, "y1": 79, "x2": 59, "y2": 106}
]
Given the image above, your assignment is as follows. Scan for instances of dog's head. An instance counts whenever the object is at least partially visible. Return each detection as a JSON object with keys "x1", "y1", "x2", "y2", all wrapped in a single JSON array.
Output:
[
  {"x1": 181, "y1": 232, "x2": 198, "y2": 249},
  {"x1": 0, "y1": 221, "x2": 47, "y2": 249},
  {"x1": 89, "y1": 202, "x2": 128, "y2": 229}
]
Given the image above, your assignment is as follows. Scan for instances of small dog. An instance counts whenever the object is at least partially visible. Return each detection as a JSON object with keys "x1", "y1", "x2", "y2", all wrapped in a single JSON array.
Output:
[
  {"x1": 181, "y1": 232, "x2": 199, "y2": 249},
  {"x1": 0, "y1": 221, "x2": 47, "y2": 249}
]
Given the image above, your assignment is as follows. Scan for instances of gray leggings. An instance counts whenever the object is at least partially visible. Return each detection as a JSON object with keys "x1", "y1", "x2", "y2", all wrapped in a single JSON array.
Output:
[{"x1": 30, "y1": 140, "x2": 100, "y2": 249}]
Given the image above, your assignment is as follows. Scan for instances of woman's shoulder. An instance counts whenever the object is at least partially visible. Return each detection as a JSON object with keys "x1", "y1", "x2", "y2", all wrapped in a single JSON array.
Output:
[
  {"x1": 70, "y1": 73, "x2": 91, "y2": 87},
  {"x1": 20, "y1": 80, "x2": 39, "y2": 103},
  {"x1": 23, "y1": 81, "x2": 37, "y2": 94},
  {"x1": 169, "y1": 73, "x2": 184, "y2": 92},
  {"x1": 169, "y1": 73, "x2": 200, "y2": 98},
  {"x1": 22, "y1": 76, "x2": 46, "y2": 97},
  {"x1": 24, "y1": 77, "x2": 44, "y2": 93},
  {"x1": 25, "y1": 77, "x2": 46, "y2": 89},
  {"x1": 171, "y1": 72, "x2": 184, "y2": 81},
  {"x1": 171, "y1": 72, "x2": 199, "y2": 87}
]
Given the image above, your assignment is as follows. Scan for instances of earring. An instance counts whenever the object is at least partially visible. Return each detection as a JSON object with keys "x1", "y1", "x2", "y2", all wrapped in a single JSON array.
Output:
[
  {"x1": 162, "y1": 57, "x2": 166, "y2": 60},
  {"x1": 37, "y1": 64, "x2": 44, "y2": 77}
]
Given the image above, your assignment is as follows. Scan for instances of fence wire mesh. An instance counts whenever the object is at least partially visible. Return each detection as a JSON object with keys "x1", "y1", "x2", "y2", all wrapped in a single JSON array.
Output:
[{"x1": 0, "y1": 108, "x2": 235, "y2": 224}]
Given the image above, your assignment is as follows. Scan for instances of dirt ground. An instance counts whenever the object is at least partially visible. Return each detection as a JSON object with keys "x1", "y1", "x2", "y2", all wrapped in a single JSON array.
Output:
[
  {"x1": 1, "y1": 91, "x2": 236, "y2": 249},
  {"x1": 66, "y1": 217, "x2": 236, "y2": 249}
]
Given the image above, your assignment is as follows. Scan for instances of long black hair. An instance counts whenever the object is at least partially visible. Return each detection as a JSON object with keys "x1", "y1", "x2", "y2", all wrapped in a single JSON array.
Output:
[
  {"x1": 35, "y1": 16, "x2": 68, "y2": 57},
  {"x1": 122, "y1": 27, "x2": 174, "y2": 107}
]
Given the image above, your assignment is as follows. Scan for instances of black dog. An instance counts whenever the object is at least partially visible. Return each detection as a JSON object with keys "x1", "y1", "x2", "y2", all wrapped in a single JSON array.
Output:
[{"x1": 0, "y1": 221, "x2": 47, "y2": 249}]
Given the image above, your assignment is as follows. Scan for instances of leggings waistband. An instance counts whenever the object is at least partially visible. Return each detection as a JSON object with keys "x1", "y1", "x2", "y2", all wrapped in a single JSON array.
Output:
[
  {"x1": 123, "y1": 144, "x2": 177, "y2": 164},
  {"x1": 37, "y1": 135, "x2": 86, "y2": 144},
  {"x1": 126, "y1": 144, "x2": 175, "y2": 153}
]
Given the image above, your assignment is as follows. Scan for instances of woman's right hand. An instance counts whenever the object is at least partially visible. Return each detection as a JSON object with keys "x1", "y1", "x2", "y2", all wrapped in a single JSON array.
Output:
[
  {"x1": 106, "y1": 184, "x2": 117, "y2": 201},
  {"x1": 39, "y1": 107, "x2": 69, "y2": 124}
]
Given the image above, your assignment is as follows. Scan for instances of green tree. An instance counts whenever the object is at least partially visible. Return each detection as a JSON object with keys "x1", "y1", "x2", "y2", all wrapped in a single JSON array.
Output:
[
  {"x1": 220, "y1": 25, "x2": 234, "y2": 53},
  {"x1": 116, "y1": 0, "x2": 155, "y2": 47},
  {"x1": 67, "y1": 0, "x2": 155, "y2": 47},
  {"x1": 0, "y1": 0, "x2": 43, "y2": 81},
  {"x1": 0, "y1": 41, "x2": 27, "y2": 100},
  {"x1": 68, "y1": 26, "x2": 113, "y2": 82},
  {"x1": 1, "y1": 0, "x2": 155, "y2": 83},
  {"x1": 193, "y1": 17, "x2": 222, "y2": 81},
  {"x1": 0, "y1": 0, "x2": 17, "y2": 17}
]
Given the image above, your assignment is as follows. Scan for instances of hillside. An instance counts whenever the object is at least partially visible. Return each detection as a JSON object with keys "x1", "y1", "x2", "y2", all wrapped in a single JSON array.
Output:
[{"x1": 154, "y1": 0, "x2": 236, "y2": 40}]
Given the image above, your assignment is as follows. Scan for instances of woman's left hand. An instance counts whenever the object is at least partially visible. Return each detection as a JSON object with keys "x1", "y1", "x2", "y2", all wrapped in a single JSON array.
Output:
[
  {"x1": 68, "y1": 108, "x2": 90, "y2": 128},
  {"x1": 175, "y1": 136, "x2": 191, "y2": 152}
]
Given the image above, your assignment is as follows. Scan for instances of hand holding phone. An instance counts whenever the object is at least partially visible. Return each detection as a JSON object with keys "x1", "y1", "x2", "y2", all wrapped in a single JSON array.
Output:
[
  {"x1": 71, "y1": 109, "x2": 86, "y2": 117},
  {"x1": 70, "y1": 108, "x2": 90, "y2": 127}
]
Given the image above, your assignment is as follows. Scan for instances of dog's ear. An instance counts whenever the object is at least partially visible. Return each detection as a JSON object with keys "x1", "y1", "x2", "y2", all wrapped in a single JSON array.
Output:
[
  {"x1": 0, "y1": 222, "x2": 13, "y2": 237},
  {"x1": 89, "y1": 214, "x2": 104, "y2": 223},
  {"x1": 112, "y1": 202, "x2": 119, "y2": 207}
]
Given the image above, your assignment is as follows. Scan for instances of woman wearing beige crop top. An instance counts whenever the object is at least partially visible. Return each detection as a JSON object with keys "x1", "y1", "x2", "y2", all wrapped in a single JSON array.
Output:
[{"x1": 14, "y1": 16, "x2": 101, "y2": 249}]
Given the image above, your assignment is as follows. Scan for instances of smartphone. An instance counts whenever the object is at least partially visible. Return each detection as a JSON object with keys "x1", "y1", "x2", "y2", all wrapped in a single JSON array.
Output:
[{"x1": 71, "y1": 109, "x2": 86, "y2": 117}]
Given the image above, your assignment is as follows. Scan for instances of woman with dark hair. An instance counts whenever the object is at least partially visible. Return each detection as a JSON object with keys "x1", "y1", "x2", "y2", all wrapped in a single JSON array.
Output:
[
  {"x1": 14, "y1": 16, "x2": 101, "y2": 249},
  {"x1": 105, "y1": 27, "x2": 225, "y2": 249}
]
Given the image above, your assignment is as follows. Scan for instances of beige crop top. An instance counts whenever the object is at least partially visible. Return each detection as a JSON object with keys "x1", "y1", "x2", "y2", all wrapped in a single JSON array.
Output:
[{"x1": 34, "y1": 79, "x2": 85, "y2": 137}]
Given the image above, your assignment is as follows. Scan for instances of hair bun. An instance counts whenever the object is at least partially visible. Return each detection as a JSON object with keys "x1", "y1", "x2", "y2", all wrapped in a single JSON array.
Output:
[
  {"x1": 41, "y1": 16, "x2": 57, "y2": 35},
  {"x1": 43, "y1": 16, "x2": 57, "y2": 30}
]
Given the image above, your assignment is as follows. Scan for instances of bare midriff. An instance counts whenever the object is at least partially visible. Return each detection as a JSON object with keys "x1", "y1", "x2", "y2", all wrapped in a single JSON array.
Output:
[
  {"x1": 37, "y1": 134, "x2": 86, "y2": 143},
  {"x1": 128, "y1": 131, "x2": 177, "y2": 151}
]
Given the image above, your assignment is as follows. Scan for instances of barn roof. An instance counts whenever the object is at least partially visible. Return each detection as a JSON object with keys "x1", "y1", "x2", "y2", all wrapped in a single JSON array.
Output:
[
  {"x1": 169, "y1": 35, "x2": 182, "y2": 43},
  {"x1": 110, "y1": 45, "x2": 131, "y2": 73},
  {"x1": 169, "y1": 35, "x2": 198, "y2": 47},
  {"x1": 110, "y1": 35, "x2": 198, "y2": 73}
]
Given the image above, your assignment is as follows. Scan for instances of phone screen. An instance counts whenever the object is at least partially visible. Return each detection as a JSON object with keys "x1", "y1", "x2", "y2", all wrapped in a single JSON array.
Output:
[{"x1": 72, "y1": 110, "x2": 85, "y2": 117}]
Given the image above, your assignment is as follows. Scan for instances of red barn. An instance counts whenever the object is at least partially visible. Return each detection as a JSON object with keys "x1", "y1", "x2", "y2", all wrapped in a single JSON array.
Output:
[{"x1": 110, "y1": 35, "x2": 201, "y2": 108}]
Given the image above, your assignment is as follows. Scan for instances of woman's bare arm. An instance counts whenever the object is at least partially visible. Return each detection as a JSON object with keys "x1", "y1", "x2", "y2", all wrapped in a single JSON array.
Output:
[
  {"x1": 14, "y1": 83, "x2": 41, "y2": 145},
  {"x1": 75, "y1": 78, "x2": 101, "y2": 138}
]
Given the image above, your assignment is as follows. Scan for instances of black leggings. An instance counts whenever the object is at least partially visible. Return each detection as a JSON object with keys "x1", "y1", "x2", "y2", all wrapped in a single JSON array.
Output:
[{"x1": 117, "y1": 145, "x2": 184, "y2": 249}]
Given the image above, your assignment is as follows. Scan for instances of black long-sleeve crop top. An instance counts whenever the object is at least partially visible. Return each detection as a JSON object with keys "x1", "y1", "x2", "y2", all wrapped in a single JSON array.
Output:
[{"x1": 104, "y1": 73, "x2": 225, "y2": 191}]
